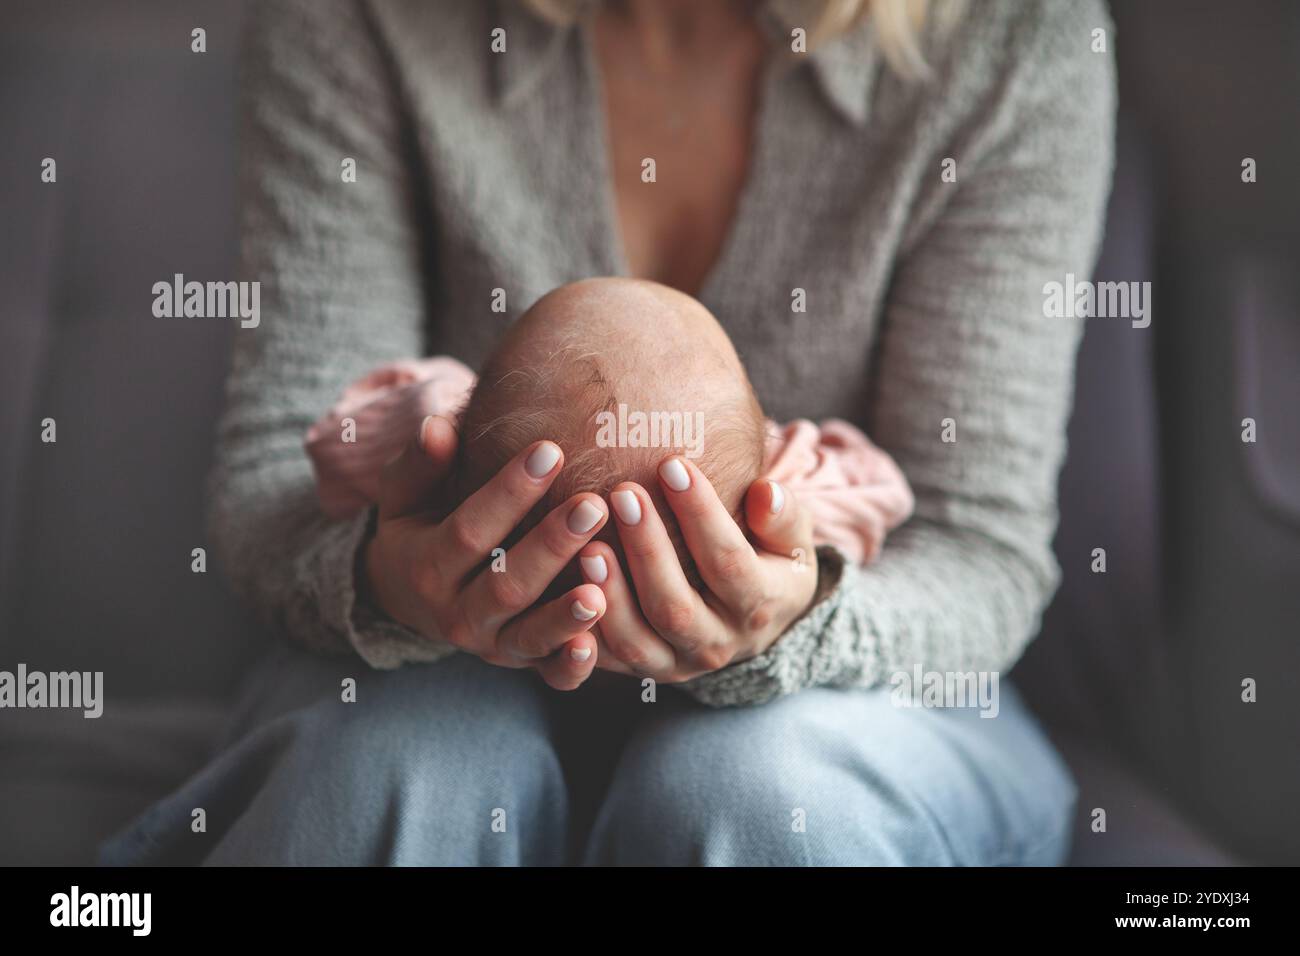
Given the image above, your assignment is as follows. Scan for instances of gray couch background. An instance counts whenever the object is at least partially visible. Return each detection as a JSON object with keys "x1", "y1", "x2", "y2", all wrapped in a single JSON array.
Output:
[{"x1": 2, "y1": 0, "x2": 1297, "y2": 865}]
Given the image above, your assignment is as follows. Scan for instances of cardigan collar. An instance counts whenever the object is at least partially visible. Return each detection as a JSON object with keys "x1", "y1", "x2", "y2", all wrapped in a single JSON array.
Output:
[{"x1": 492, "y1": 0, "x2": 881, "y2": 127}]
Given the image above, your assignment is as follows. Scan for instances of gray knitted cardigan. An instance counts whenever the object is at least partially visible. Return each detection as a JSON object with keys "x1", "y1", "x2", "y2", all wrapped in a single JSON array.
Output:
[{"x1": 215, "y1": 0, "x2": 1115, "y2": 706}]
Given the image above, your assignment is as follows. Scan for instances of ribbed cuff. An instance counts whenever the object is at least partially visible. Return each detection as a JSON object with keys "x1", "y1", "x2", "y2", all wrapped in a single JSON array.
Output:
[
  {"x1": 322, "y1": 506, "x2": 457, "y2": 670},
  {"x1": 678, "y1": 545, "x2": 851, "y2": 707}
]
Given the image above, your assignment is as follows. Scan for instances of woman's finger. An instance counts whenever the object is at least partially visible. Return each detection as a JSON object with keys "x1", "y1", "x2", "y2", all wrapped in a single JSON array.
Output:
[
  {"x1": 459, "y1": 492, "x2": 608, "y2": 634},
  {"x1": 376, "y1": 415, "x2": 459, "y2": 520},
  {"x1": 607, "y1": 482, "x2": 724, "y2": 665},
  {"x1": 577, "y1": 541, "x2": 677, "y2": 675},
  {"x1": 745, "y1": 478, "x2": 815, "y2": 568},
  {"x1": 535, "y1": 632, "x2": 599, "y2": 691},
  {"x1": 495, "y1": 583, "x2": 606, "y2": 662},
  {"x1": 656, "y1": 456, "x2": 762, "y2": 610},
  {"x1": 588, "y1": 624, "x2": 638, "y2": 677},
  {"x1": 433, "y1": 439, "x2": 564, "y2": 582}
]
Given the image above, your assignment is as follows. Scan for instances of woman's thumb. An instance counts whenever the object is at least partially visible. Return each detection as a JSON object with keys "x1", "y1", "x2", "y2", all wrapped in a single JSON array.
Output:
[
  {"x1": 377, "y1": 415, "x2": 458, "y2": 519},
  {"x1": 745, "y1": 478, "x2": 813, "y2": 567}
]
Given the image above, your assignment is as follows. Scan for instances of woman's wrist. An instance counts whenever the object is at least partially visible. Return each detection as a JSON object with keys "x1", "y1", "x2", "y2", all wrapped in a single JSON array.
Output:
[
  {"x1": 356, "y1": 531, "x2": 382, "y2": 616},
  {"x1": 355, "y1": 511, "x2": 412, "y2": 632}
]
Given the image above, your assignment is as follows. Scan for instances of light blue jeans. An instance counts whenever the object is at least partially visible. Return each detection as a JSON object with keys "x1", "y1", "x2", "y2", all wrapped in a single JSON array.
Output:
[{"x1": 102, "y1": 645, "x2": 1076, "y2": 866}]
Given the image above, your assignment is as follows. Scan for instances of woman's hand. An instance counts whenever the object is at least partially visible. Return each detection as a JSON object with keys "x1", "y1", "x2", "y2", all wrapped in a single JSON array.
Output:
[
  {"x1": 580, "y1": 457, "x2": 819, "y2": 682},
  {"x1": 362, "y1": 415, "x2": 610, "y2": 690}
]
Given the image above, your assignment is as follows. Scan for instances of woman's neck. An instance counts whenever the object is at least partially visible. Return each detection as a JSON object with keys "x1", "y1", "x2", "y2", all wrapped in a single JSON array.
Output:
[{"x1": 607, "y1": 0, "x2": 761, "y2": 59}]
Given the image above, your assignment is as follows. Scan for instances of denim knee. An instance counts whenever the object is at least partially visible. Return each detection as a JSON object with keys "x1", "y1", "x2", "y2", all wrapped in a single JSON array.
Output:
[
  {"x1": 587, "y1": 685, "x2": 1075, "y2": 866},
  {"x1": 192, "y1": 654, "x2": 569, "y2": 865},
  {"x1": 587, "y1": 696, "x2": 933, "y2": 865}
]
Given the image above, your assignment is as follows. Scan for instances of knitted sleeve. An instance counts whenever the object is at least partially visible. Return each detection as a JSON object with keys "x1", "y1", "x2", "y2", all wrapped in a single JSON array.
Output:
[
  {"x1": 209, "y1": 0, "x2": 452, "y2": 668},
  {"x1": 682, "y1": 0, "x2": 1116, "y2": 706}
]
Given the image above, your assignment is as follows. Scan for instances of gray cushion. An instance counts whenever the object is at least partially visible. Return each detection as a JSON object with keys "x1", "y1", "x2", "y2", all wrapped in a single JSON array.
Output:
[
  {"x1": 0, "y1": 697, "x2": 226, "y2": 865},
  {"x1": 1057, "y1": 734, "x2": 1236, "y2": 866},
  {"x1": 0, "y1": 4, "x2": 261, "y2": 699}
]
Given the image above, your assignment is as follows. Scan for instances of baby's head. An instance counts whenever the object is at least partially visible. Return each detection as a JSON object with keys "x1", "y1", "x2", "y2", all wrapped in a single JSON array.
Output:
[{"x1": 450, "y1": 278, "x2": 767, "y2": 592}]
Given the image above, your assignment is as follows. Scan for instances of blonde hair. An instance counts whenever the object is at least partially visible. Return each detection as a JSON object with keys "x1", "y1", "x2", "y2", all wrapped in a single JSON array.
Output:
[{"x1": 522, "y1": 0, "x2": 963, "y2": 79}]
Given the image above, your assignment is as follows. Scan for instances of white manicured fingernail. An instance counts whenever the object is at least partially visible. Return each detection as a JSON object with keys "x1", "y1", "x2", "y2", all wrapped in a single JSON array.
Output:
[
  {"x1": 580, "y1": 554, "x2": 608, "y2": 583},
  {"x1": 525, "y1": 441, "x2": 561, "y2": 478},
  {"x1": 611, "y1": 490, "x2": 642, "y2": 525},
  {"x1": 569, "y1": 645, "x2": 592, "y2": 662},
  {"x1": 571, "y1": 600, "x2": 598, "y2": 621},
  {"x1": 768, "y1": 480, "x2": 785, "y2": 514},
  {"x1": 659, "y1": 458, "x2": 691, "y2": 492},
  {"x1": 567, "y1": 500, "x2": 604, "y2": 534}
]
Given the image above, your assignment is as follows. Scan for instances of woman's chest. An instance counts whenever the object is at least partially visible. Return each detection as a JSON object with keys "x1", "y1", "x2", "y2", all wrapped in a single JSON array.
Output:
[
  {"x1": 592, "y1": 15, "x2": 767, "y2": 298},
  {"x1": 412, "y1": 35, "x2": 917, "y2": 425}
]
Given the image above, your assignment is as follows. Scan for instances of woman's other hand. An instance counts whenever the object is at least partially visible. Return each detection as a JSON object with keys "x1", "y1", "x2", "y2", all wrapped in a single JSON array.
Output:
[{"x1": 581, "y1": 457, "x2": 819, "y2": 683}]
